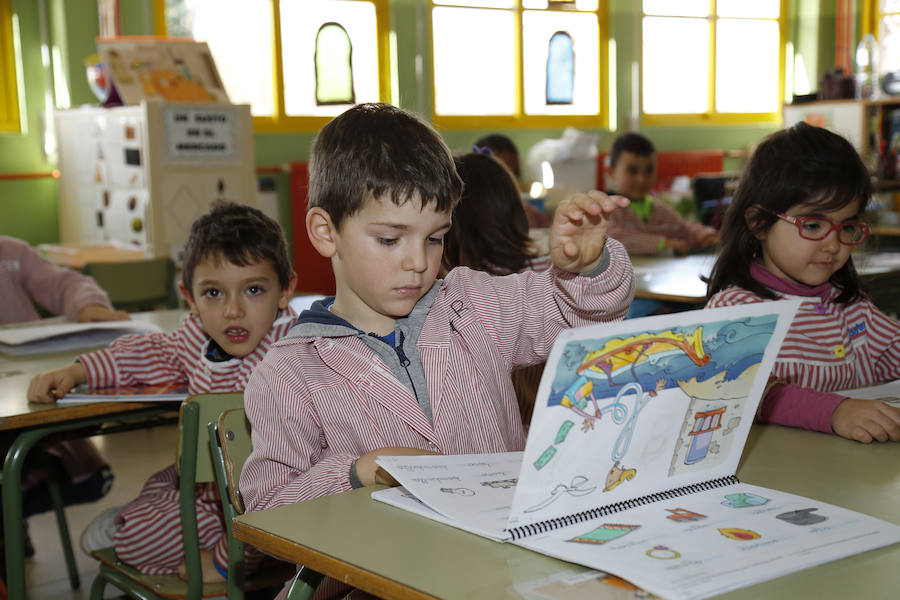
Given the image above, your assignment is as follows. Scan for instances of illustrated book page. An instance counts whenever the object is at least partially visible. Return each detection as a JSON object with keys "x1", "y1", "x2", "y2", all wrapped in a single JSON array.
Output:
[{"x1": 0, "y1": 319, "x2": 162, "y2": 355}]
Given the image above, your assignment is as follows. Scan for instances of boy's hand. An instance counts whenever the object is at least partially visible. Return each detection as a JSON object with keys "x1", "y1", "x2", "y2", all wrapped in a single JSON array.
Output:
[
  {"x1": 354, "y1": 446, "x2": 441, "y2": 487},
  {"x1": 831, "y1": 397, "x2": 900, "y2": 443},
  {"x1": 77, "y1": 305, "x2": 131, "y2": 322},
  {"x1": 550, "y1": 191, "x2": 629, "y2": 273},
  {"x1": 664, "y1": 238, "x2": 690, "y2": 256},
  {"x1": 27, "y1": 363, "x2": 88, "y2": 404}
]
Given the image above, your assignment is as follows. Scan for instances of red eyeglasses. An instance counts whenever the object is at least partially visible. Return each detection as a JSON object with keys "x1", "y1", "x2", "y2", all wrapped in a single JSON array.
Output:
[{"x1": 757, "y1": 206, "x2": 870, "y2": 246}]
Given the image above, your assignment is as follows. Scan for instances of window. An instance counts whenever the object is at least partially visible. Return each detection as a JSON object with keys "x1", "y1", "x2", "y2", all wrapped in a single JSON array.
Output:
[
  {"x1": 871, "y1": 1, "x2": 900, "y2": 76},
  {"x1": 431, "y1": 0, "x2": 606, "y2": 129},
  {"x1": 641, "y1": 0, "x2": 784, "y2": 125},
  {"x1": 0, "y1": 0, "x2": 21, "y2": 133},
  {"x1": 160, "y1": 0, "x2": 390, "y2": 131}
]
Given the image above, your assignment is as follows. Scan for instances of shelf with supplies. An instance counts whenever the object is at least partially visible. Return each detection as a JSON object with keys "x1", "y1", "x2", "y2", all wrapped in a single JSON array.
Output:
[{"x1": 783, "y1": 97, "x2": 900, "y2": 178}]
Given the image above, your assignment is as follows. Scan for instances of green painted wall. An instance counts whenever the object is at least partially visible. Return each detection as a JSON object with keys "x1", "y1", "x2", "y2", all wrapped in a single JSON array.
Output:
[{"x1": 0, "y1": 0, "x2": 842, "y2": 246}]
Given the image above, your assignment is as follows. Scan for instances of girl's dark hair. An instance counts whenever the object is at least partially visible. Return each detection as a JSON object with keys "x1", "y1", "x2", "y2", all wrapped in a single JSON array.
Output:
[
  {"x1": 706, "y1": 122, "x2": 871, "y2": 304},
  {"x1": 181, "y1": 200, "x2": 292, "y2": 294},
  {"x1": 308, "y1": 103, "x2": 463, "y2": 229},
  {"x1": 443, "y1": 153, "x2": 536, "y2": 275}
]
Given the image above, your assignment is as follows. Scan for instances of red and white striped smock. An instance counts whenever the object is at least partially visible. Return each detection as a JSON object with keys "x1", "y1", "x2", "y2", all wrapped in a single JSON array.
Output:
[
  {"x1": 707, "y1": 266, "x2": 900, "y2": 432},
  {"x1": 77, "y1": 309, "x2": 296, "y2": 576},
  {"x1": 240, "y1": 239, "x2": 634, "y2": 514}
]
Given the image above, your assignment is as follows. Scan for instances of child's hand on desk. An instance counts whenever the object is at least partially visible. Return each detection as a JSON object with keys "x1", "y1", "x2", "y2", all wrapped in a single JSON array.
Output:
[
  {"x1": 27, "y1": 363, "x2": 88, "y2": 404},
  {"x1": 831, "y1": 397, "x2": 900, "y2": 443},
  {"x1": 354, "y1": 446, "x2": 441, "y2": 487},
  {"x1": 664, "y1": 238, "x2": 691, "y2": 256},
  {"x1": 550, "y1": 191, "x2": 629, "y2": 273},
  {"x1": 77, "y1": 304, "x2": 131, "y2": 322}
]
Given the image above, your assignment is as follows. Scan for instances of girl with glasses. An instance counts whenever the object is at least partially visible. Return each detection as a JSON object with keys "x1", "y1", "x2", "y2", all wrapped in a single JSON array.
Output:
[{"x1": 706, "y1": 122, "x2": 900, "y2": 444}]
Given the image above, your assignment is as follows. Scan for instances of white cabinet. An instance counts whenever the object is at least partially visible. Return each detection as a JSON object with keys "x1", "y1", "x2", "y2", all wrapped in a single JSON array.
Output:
[{"x1": 55, "y1": 101, "x2": 256, "y2": 261}]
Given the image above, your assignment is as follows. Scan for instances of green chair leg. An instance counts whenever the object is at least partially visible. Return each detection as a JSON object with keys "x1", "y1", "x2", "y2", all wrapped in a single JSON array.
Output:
[
  {"x1": 46, "y1": 475, "x2": 80, "y2": 590},
  {"x1": 285, "y1": 566, "x2": 324, "y2": 600}
]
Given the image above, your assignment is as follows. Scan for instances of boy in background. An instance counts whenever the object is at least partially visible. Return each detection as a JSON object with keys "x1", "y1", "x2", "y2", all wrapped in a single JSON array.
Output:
[
  {"x1": 28, "y1": 201, "x2": 297, "y2": 582},
  {"x1": 606, "y1": 132, "x2": 719, "y2": 256},
  {"x1": 241, "y1": 103, "x2": 634, "y2": 598}
]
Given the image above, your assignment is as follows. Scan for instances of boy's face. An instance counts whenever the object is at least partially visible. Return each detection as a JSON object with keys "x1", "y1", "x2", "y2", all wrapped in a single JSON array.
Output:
[
  {"x1": 180, "y1": 255, "x2": 294, "y2": 358},
  {"x1": 609, "y1": 151, "x2": 657, "y2": 201},
  {"x1": 328, "y1": 194, "x2": 451, "y2": 336}
]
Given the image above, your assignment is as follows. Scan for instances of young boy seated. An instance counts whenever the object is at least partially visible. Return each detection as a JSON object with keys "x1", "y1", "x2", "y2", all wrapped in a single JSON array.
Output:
[
  {"x1": 28, "y1": 200, "x2": 297, "y2": 582},
  {"x1": 239, "y1": 102, "x2": 635, "y2": 598},
  {"x1": 605, "y1": 132, "x2": 719, "y2": 257}
]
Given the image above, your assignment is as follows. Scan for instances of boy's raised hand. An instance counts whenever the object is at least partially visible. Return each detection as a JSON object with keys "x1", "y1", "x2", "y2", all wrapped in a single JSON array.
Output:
[
  {"x1": 550, "y1": 191, "x2": 629, "y2": 273},
  {"x1": 831, "y1": 397, "x2": 900, "y2": 443},
  {"x1": 27, "y1": 363, "x2": 88, "y2": 404}
]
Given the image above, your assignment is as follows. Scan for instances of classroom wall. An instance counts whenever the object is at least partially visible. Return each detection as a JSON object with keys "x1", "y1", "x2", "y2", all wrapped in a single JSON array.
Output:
[{"x1": 0, "y1": 0, "x2": 847, "y2": 246}]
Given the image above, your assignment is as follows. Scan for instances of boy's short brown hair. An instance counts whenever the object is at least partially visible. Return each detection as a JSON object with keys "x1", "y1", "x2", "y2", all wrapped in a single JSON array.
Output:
[
  {"x1": 181, "y1": 200, "x2": 292, "y2": 294},
  {"x1": 609, "y1": 132, "x2": 656, "y2": 168},
  {"x1": 308, "y1": 103, "x2": 463, "y2": 228}
]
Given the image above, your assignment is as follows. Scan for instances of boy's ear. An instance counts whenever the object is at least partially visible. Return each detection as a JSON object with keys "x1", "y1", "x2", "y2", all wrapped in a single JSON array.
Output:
[
  {"x1": 744, "y1": 207, "x2": 766, "y2": 240},
  {"x1": 178, "y1": 281, "x2": 199, "y2": 314},
  {"x1": 278, "y1": 272, "x2": 299, "y2": 310},
  {"x1": 306, "y1": 207, "x2": 338, "y2": 258}
]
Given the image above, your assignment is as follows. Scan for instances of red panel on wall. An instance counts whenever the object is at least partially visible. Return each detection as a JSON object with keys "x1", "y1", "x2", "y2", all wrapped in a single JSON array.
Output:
[{"x1": 290, "y1": 162, "x2": 336, "y2": 295}]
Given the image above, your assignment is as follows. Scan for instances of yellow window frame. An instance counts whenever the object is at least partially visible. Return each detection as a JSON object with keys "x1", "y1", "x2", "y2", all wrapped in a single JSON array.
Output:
[
  {"x1": 0, "y1": 0, "x2": 21, "y2": 133},
  {"x1": 640, "y1": 0, "x2": 786, "y2": 127},
  {"x1": 154, "y1": 0, "x2": 391, "y2": 133},
  {"x1": 431, "y1": 1, "x2": 609, "y2": 131}
]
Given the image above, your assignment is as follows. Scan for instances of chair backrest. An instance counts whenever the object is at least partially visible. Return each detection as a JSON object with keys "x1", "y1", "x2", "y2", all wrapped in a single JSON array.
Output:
[
  {"x1": 177, "y1": 392, "x2": 245, "y2": 485},
  {"x1": 216, "y1": 407, "x2": 252, "y2": 514},
  {"x1": 82, "y1": 257, "x2": 179, "y2": 311}
]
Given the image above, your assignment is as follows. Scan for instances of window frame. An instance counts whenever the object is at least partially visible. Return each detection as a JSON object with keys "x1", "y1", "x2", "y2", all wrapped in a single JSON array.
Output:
[
  {"x1": 430, "y1": 1, "x2": 609, "y2": 130},
  {"x1": 866, "y1": 0, "x2": 900, "y2": 75},
  {"x1": 154, "y1": 0, "x2": 392, "y2": 133},
  {"x1": 0, "y1": 0, "x2": 21, "y2": 133},
  {"x1": 640, "y1": 0, "x2": 787, "y2": 126}
]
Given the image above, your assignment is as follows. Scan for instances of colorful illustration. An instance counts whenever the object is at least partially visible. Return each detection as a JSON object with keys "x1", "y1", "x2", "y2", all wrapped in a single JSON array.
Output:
[
  {"x1": 528, "y1": 315, "x2": 781, "y2": 503},
  {"x1": 568, "y1": 523, "x2": 640, "y2": 545},
  {"x1": 645, "y1": 545, "x2": 680, "y2": 559},
  {"x1": 777, "y1": 508, "x2": 828, "y2": 525},
  {"x1": 665, "y1": 508, "x2": 706, "y2": 522},
  {"x1": 718, "y1": 528, "x2": 761, "y2": 541},
  {"x1": 722, "y1": 492, "x2": 769, "y2": 508}
]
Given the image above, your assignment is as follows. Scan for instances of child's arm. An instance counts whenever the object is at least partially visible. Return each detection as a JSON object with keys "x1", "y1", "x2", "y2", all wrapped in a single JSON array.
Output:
[
  {"x1": 353, "y1": 447, "x2": 441, "y2": 486},
  {"x1": 831, "y1": 397, "x2": 900, "y2": 443},
  {"x1": 77, "y1": 304, "x2": 130, "y2": 322},
  {"x1": 27, "y1": 363, "x2": 87, "y2": 403},
  {"x1": 549, "y1": 191, "x2": 630, "y2": 273}
]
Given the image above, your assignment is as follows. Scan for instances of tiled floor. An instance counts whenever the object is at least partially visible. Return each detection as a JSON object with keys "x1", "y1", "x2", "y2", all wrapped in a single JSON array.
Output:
[{"x1": 24, "y1": 423, "x2": 178, "y2": 599}]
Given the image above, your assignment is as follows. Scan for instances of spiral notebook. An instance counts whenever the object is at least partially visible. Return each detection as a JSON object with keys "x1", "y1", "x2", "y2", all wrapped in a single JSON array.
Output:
[{"x1": 372, "y1": 302, "x2": 900, "y2": 600}]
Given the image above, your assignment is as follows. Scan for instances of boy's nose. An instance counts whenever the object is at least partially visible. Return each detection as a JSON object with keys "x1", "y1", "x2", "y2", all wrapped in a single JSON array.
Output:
[
  {"x1": 402, "y1": 244, "x2": 428, "y2": 272},
  {"x1": 224, "y1": 297, "x2": 245, "y2": 318}
]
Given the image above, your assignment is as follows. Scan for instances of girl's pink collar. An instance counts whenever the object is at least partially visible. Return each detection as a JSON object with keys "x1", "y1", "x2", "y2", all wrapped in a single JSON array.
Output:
[{"x1": 749, "y1": 261, "x2": 832, "y2": 301}]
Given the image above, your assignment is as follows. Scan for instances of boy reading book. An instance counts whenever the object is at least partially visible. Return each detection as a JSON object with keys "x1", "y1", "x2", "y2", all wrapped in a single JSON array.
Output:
[
  {"x1": 239, "y1": 102, "x2": 635, "y2": 597},
  {"x1": 27, "y1": 201, "x2": 297, "y2": 582}
]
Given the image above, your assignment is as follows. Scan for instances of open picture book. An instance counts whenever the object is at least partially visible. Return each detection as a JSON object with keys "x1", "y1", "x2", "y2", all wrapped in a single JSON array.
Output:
[
  {"x1": 372, "y1": 301, "x2": 900, "y2": 600},
  {"x1": 58, "y1": 381, "x2": 189, "y2": 404}
]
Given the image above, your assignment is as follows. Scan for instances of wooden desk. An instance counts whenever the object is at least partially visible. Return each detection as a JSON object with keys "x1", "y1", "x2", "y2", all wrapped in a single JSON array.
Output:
[
  {"x1": 0, "y1": 309, "x2": 186, "y2": 599},
  {"x1": 233, "y1": 426, "x2": 899, "y2": 600},
  {"x1": 630, "y1": 252, "x2": 900, "y2": 304},
  {"x1": 37, "y1": 242, "x2": 147, "y2": 269}
]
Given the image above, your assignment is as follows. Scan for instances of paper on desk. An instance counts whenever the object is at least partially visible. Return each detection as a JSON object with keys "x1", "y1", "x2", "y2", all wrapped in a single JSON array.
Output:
[
  {"x1": 0, "y1": 320, "x2": 162, "y2": 356},
  {"x1": 838, "y1": 380, "x2": 900, "y2": 406},
  {"x1": 58, "y1": 381, "x2": 189, "y2": 404}
]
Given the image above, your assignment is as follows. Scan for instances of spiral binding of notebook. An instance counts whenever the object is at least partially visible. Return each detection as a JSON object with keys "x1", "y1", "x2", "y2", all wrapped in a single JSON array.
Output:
[{"x1": 506, "y1": 474, "x2": 740, "y2": 541}]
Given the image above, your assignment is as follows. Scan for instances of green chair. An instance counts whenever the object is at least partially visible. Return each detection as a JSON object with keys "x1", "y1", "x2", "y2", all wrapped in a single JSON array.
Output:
[
  {"x1": 209, "y1": 408, "x2": 322, "y2": 600},
  {"x1": 82, "y1": 258, "x2": 180, "y2": 312},
  {"x1": 89, "y1": 393, "x2": 292, "y2": 599}
]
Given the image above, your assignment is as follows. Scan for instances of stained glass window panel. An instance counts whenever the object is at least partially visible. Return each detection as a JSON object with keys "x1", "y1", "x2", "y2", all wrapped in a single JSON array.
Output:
[
  {"x1": 523, "y1": 9, "x2": 598, "y2": 115},
  {"x1": 315, "y1": 22, "x2": 355, "y2": 105},
  {"x1": 546, "y1": 32, "x2": 574, "y2": 104},
  {"x1": 280, "y1": 0, "x2": 379, "y2": 117}
]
